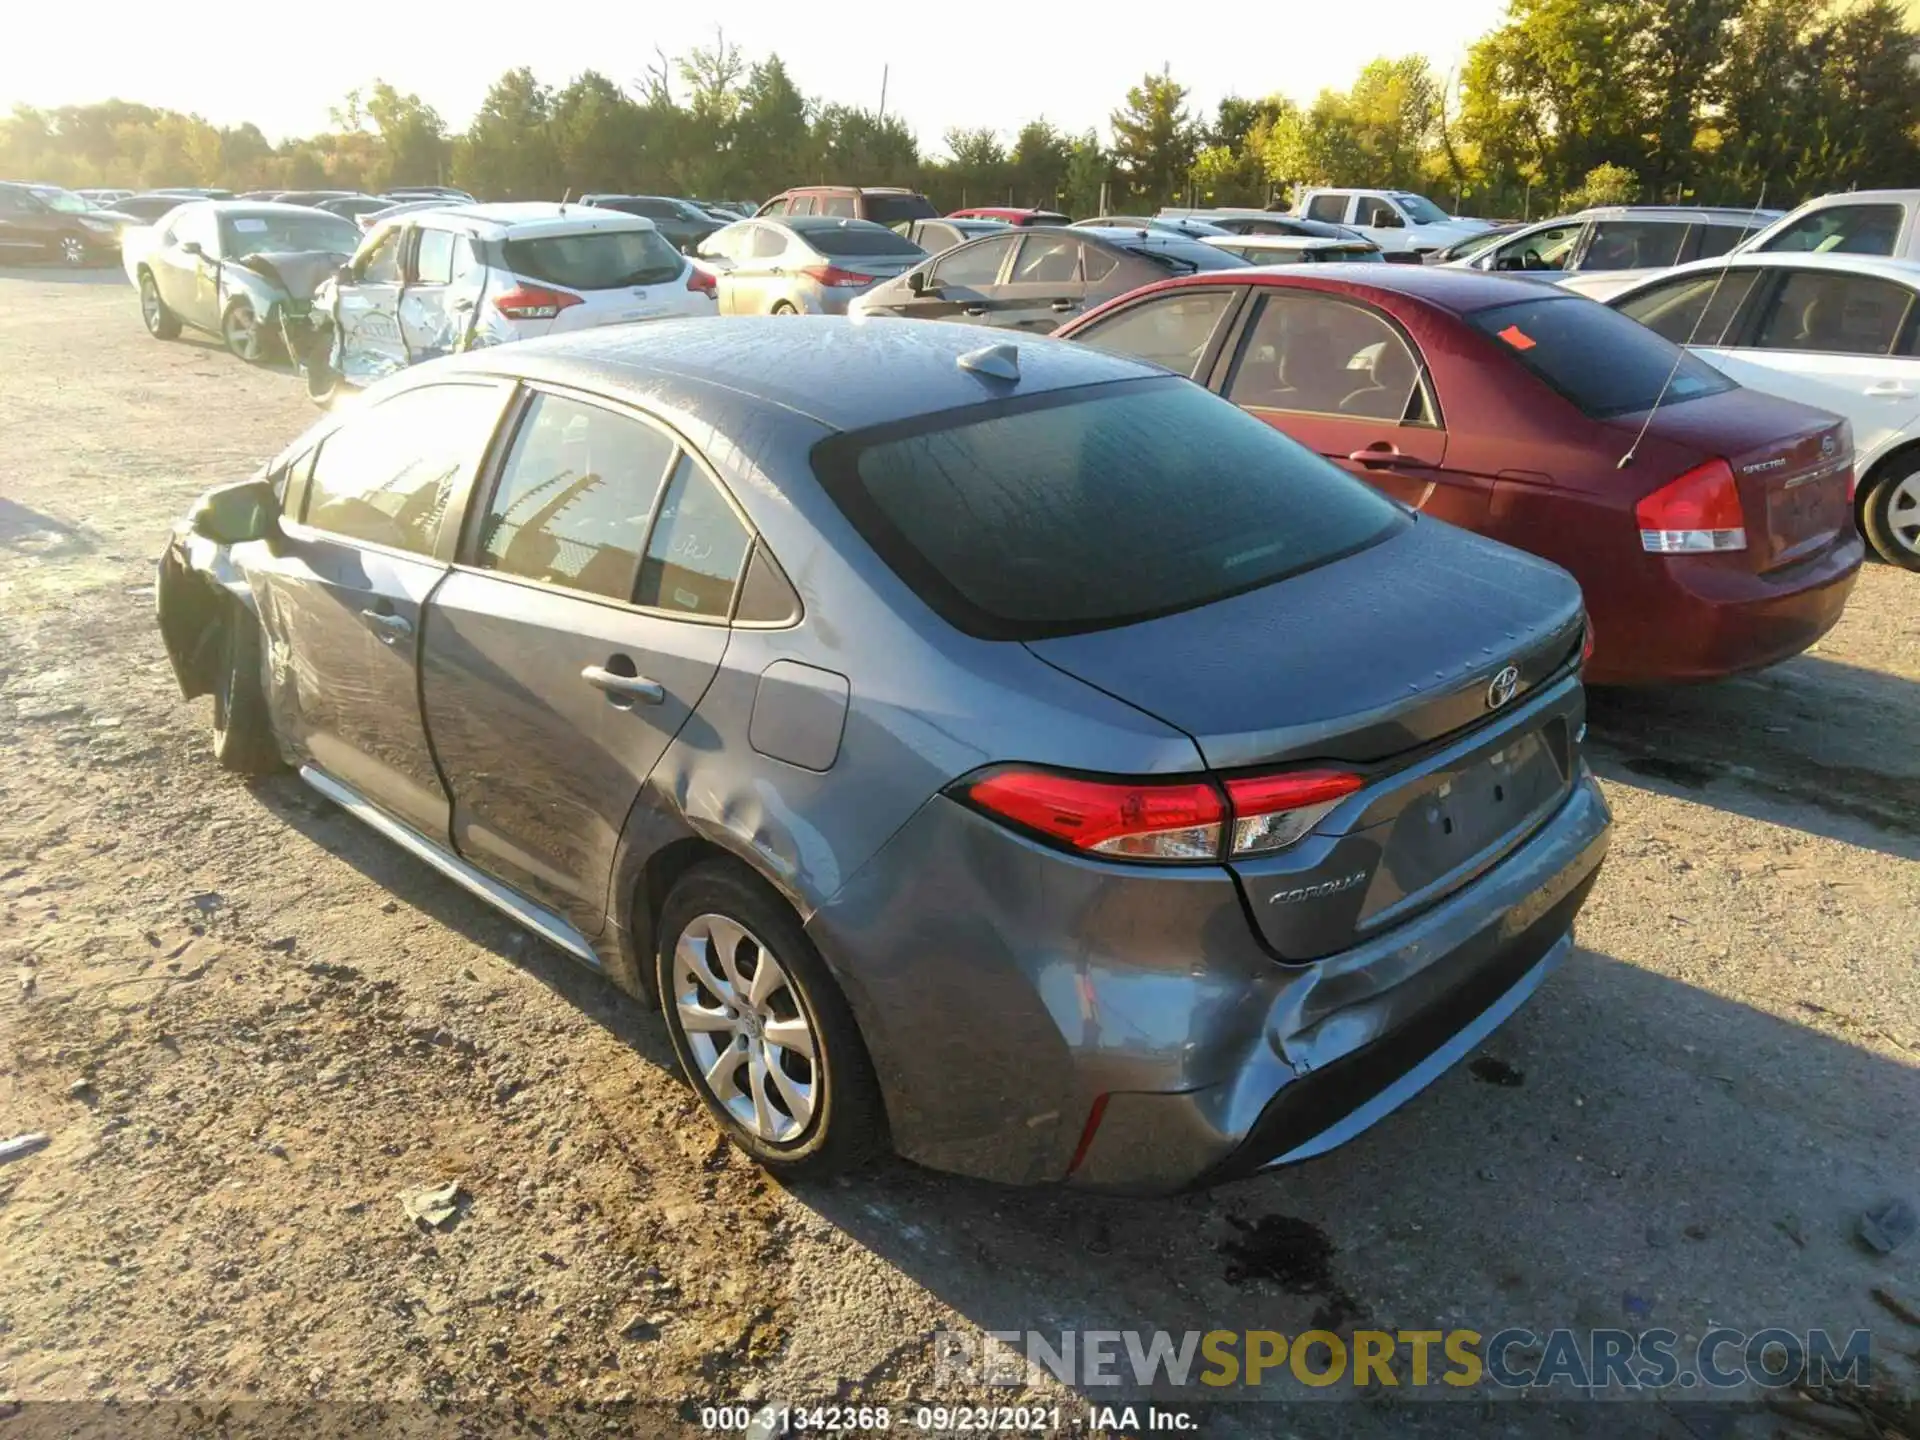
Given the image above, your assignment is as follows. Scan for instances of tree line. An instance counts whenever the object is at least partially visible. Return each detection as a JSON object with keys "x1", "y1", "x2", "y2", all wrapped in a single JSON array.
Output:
[{"x1": 4, "y1": 0, "x2": 1915, "y2": 221}]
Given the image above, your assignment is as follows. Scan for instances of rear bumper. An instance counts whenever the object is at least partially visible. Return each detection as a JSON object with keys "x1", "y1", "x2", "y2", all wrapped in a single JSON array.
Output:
[
  {"x1": 1586, "y1": 535, "x2": 1863, "y2": 685},
  {"x1": 808, "y1": 759, "x2": 1611, "y2": 1193}
]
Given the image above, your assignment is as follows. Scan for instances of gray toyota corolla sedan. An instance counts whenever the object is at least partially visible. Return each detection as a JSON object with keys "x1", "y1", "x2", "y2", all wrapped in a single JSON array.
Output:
[{"x1": 156, "y1": 317, "x2": 1610, "y2": 1193}]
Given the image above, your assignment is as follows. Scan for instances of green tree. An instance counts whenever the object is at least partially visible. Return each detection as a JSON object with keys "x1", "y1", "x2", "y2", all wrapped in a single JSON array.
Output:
[
  {"x1": 1109, "y1": 68, "x2": 1199, "y2": 205},
  {"x1": 365, "y1": 82, "x2": 448, "y2": 189},
  {"x1": 939, "y1": 126, "x2": 1007, "y2": 207},
  {"x1": 1062, "y1": 131, "x2": 1110, "y2": 216},
  {"x1": 734, "y1": 56, "x2": 813, "y2": 196},
  {"x1": 456, "y1": 68, "x2": 559, "y2": 200},
  {"x1": 551, "y1": 71, "x2": 645, "y2": 194},
  {"x1": 1009, "y1": 120, "x2": 1073, "y2": 209},
  {"x1": 1561, "y1": 160, "x2": 1639, "y2": 208},
  {"x1": 811, "y1": 105, "x2": 918, "y2": 186}
]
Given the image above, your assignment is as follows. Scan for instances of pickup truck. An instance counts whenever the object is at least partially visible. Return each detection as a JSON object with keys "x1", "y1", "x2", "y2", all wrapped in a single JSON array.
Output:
[{"x1": 1289, "y1": 188, "x2": 1492, "y2": 257}]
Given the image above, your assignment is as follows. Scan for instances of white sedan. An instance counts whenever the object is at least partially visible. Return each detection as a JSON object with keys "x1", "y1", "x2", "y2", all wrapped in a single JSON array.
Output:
[{"x1": 1607, "y1": 251, "x2": 1920, "y2": 568}]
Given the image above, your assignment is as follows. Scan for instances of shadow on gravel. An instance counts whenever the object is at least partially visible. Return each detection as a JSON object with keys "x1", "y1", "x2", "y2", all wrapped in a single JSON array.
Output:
[
  {"x1": 782, "y1": 944, "x2": 1919, "y2": 1420},
  {"x1": 1589, "y1": 656, "x2": 1920, "y2": 858},
  {"x1": 0, "y1": 264, "x2": 126, "y2": 286},
  {"x1": 0, "y1": 497, "x2": 95, "y2": 558}
]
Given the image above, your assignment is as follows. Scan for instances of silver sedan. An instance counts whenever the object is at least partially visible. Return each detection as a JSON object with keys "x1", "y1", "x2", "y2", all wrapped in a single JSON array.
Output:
[{"x1": 693, "y1": 216, "x2": 925, "y2": 315}]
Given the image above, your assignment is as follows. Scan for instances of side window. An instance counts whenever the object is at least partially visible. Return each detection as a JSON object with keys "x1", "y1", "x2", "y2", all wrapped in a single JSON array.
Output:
[
  {"x1": 821, "y1": 193, "x2": 857, "y2": 218},
  {"x1": 748, "y1": 226, "x2": 788, "y2": 260},
  {"x1": 636, "y1": 458, "x2": 753, "y2": 618},
  {"x1": 698, "y1": 228, "x2": 740, "y2": 262},
  {"x1": 1580, "y1": 221, "x2": 1687, "y2": 271},
  {"x1": 0, "y1": 188, "x2": 28, "y2": 215},
  {"x1": 761, "y1": 196, "x2": 791, "y2": 216},
  {"x1": 1069, "y1": 290, "x2": 1237, "y2": 379},
  {"x1": 1305, "y1": 193, "x2": 1347, "y2": 224},
  {"x1": 1689, "y1": 223, "x2": 1752, "y2": 262},
  {"x1": 1080, "y1": 243, "x2": 1120, "y2": 285},
  {"x1": 303, "y1": 384, "x2": 508, "y2": 553},
  {"x1": 1757, "y1": 204, "x2": 1904, "y2": 257},
  {"x1": 1011, "y1": 233, "x2": 1080, "y2": 284},
  {"x1": 930, "y1": 235, "x2": 1016, "y2": 288},
  {"x1": 173, "y1": 208, "x2": 217, "y2": 253},
  {"x1": 1491, "y1": 222, "x2": 1582, "y2": 272},
  {"x1": 789, "y1": 195, "x2": 817, "y2": 217},
  {"x1": 476, "y1": 392, "x2": 678, "y2": 602},
  {"x1": 1614, "y1": 271, "x2": 1758, "y2": 347},
  {"x1": 358, "y1": 228, "x2": 405, "y2": 284},
  {"x1": 1751, "y1": 271, "x2": 1915, "y2": 356},
  {"x1": 1356, "y1": 197, "x2": 1398, "y2": 227},
  {"x1": 1226, "y1": 294, "x2": 1433, "y2": 424},
  {"x1": 414, "y1": 228, "x2": 456, "y2": 285},
  {"x1": 449, "y1": 234, "x2": 479, "y2": 284}
]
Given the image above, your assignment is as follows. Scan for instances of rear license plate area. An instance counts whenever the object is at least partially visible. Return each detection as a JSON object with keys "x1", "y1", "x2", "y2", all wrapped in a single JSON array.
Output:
[{"x1": 1767, "y1": 471, "x2": 1847, "y2": 548}]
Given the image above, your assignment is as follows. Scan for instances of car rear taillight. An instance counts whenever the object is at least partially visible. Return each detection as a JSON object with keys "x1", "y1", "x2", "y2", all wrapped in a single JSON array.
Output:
[
  {"x1": 801, "y1": 264, "x2": 874, "y2": 288},
  {"x1": 961, "y1": 765, "x2": 1364, "y2": 863},
  {"x1": 490, "y1": 282, "x2": 584, "y2": 321},
  {"x1": 1222, "y1": 770, "x2": 1366, "y2": 855},
  {"x1": 1636, "y1": 459, "x2": 1747, "y2": 554},
  {"x1": 1581, "y1": 616, "x2": 1596, "y2": 668},
  {"x1": 686, "y1": 265, "x2": 717, "y2": 296}
]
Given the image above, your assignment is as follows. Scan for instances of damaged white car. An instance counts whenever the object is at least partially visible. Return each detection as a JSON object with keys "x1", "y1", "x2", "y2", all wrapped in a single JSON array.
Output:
[{"x1": 297, "y1": 203, "x2": 719, "y2": 404}]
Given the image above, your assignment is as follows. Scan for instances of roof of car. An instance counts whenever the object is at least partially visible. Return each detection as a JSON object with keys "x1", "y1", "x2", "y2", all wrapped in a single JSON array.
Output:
[
  {"x1": 1207, "y1": 234, "x2": 1369, "y2": 249},
  {"x1": 433, "y1": 315, "x2": 1162, "y2": 434},
  {"x1": 192, "y1": 201, "x2": 360, "y2": 220},
  {"x1": 1525, "y1": 205, "x2": 1783, "y2": 225},
  {"x1": 1776, "y1": 189, "x2": 1920, "y2": 208},
  {"x1": 386, "y1": 202, "x2": 659, "y2": 238},
  {"x1": 1611, "y1": 249, "x2": 1920, "y2": 293},
  {"x1": 1157, "y1": 261, "x2": 1564, "y2": 312}
]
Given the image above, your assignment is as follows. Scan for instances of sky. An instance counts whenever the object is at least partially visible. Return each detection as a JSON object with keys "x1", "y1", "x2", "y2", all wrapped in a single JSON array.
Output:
[{"x1": 0, "y1": 0, "x2": 1511, "y2": 154}]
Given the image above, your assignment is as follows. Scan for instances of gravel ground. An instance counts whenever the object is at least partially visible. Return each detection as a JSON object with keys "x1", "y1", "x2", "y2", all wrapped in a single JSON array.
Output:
[{"x1": 1, "y1": 267, "x2": 1917, "y2": 1440}]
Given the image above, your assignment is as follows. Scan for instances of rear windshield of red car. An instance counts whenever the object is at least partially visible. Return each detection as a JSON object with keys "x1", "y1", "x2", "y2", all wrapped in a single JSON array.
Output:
[
  {"x1": 1469, "y1": 294, "x2": 1734, "y2": 419},
  {"x1": 810, "y1": 375, "x2": 1408, "y2": 640}
]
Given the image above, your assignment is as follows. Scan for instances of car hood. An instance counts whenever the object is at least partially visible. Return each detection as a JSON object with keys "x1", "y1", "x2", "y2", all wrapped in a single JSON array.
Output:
[
  {"x1": 1024, "y1": 518, "x2": 1585, "y2": 769},
  {"x1": 234, "y1": 250, "x2": 350, "y2": 301}
]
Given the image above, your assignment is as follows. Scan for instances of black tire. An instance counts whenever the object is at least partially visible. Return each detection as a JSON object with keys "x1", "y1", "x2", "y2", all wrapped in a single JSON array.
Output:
[
  {"x1": 656, "y1": 861, "x2": 886, "y2": 1179},
  {"x1": 1861, "y1": 462, "x2": 1920, "y2": 571},
  {"x1": 210, "y1": 603, "x2": 284, "y2": 775},
  {"x1": 303, "y1": 327, "x2": 344, "y2": 408},
  {"x1": 770, "y1": 301, "x2": 799, "y2": 316},
  {"x1": 221, "y1": 299, "x2": 274, "y2": 365},
  {"x1": 139, "y1": 270, "x2": 181, "y2": 340}
]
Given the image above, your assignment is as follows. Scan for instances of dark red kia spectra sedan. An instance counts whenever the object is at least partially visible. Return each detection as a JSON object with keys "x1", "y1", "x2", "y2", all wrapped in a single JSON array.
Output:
[{"x1": 1059, "y1": 266, "x2": 1863, "y2": 685}]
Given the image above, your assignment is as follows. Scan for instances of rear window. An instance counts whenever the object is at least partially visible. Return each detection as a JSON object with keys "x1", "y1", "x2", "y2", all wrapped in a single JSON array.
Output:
[
  {"x1": 863, "y1": 193, "x2": 937, "y2": 225},
  {"x1": 1470, "y1": 295, "x2": 1735, "y2": 419},
  {"x1": 503, "y1": 228, "x2": 683, "y2": 289},
  {"x1": 811, "y1": 377, "x2": 1407, "y2": 640},
  {"x1": 792, "y1": 221, "x2": 924, "y2": 258},
  {"x1": 1125, "y1": 239, "x2": 1251, "y2": 274}
]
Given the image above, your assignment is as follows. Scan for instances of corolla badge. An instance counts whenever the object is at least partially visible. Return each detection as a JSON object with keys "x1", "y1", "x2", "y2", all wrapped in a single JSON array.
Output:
[{"x1": 1486, "y1": 663, "x2": 1521, "y2": 710}]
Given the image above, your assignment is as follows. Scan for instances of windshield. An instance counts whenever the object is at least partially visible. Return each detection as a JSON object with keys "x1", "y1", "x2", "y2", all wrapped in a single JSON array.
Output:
[
  {"x1": 1392, "y1": 193, "x2": 1450, "y2": 224},
  {"x1": 221, "y1": 212, "x2": 360, "y2": 257},
  {"x1": 793, "y1": 221, "x2": 924, "y2": 258},
  {"x1": 1470, "y1": 295, "x2": 1735, "y2": 419},
  {"x1": 31, "y1": 187, "x2": 94, "y2": 214},
  {"x1": 810, "y1": 376, "x2": 1407, "y2": 640},
  {"x1": 503, "y1": 228, "x2": 685, "y2": 288},
  {"x1": 864, "y1": 193, "x2": 937, "y2": 225}
]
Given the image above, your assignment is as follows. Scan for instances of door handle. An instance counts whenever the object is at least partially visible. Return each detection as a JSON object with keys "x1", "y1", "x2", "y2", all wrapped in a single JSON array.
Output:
[
  {"x1": 1050, "y1": 299, "x2": 1077, "y2": 312},
  {"x1": 582, "y1": 665, "x2": 665, "y2": 705},
  {"x1": 963, "y1": 305, "x2": 988, "y2": 317},
  {"x1": 1348, "y1": 446, "x2": 1434, "y2": 470},
  {"x1": 359, "y1": 609, "x2": 412, "y2": 643},
  {"x1": 1865, "y1": 380, "x2": 1915, "y2": 397}
]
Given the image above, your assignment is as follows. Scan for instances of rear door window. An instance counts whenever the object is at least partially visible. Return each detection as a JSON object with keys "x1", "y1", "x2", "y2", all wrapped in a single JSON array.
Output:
[
  {"x1": 635, "y1": 457, "x2": 754, "y2": 618},
  {"x1": 1011, "y1": 233, "x2": 1080, "y2": 283},
  {"x1": 1749, "y1": 271, "x2": 1915, "y2": 356},
  {"x1": 1757, "y1": 203, "x2": 1905, "y2": 257},
  {"x1": 475, "y1": 392, "x2": 678, "y2": 601},
  {"x1": 1069, "y1": 289, "x2": 1238, "y2": 378},
  {"x1": 1470, "y1": 294, "x2": 1733, "y2": 418},
  {"x1": 1613, "y1": 271, "x2": 1759, "y2": 347},
  {"x1": 1226, "y1": 293, "x2": 1434, "y2": 423},
  {"x1": 747, "y1": 226, "x2": 789, "y2": 261},
  {"x1": 303, "y1": 383, "x2": 510, "y2": 553},
  {"x1": 818, "y1": 193, "x2": 857, "y2": 218},
  {"x1": 809, "y1": 376, "x2": 1407, "y2": 640},
  {"x1": 503, "y1": 228, "x2": 683, "y2": 289},
  {"x1": 1580, "y1": 221, "x2": 1687, "y2": 270},
  {"x1": 1305, "y1": 193, "x2": 1348, "y2": 223},
  {"x1": 414, "y1": 228, "x2": 455, "y2": 285},
  {"x1": 1690, "y1": 222, "x2": 1758, "y2": 261}
]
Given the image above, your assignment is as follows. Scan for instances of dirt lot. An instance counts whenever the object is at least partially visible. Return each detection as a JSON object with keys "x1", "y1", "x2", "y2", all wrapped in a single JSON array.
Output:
[{"x1": 2, "y1": 267, "x2": 1918, "y2": 1439}]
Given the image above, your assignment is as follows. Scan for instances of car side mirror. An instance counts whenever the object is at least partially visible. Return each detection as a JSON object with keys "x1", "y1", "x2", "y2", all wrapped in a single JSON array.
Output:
[
  {"x1": 180, "y1": 241, "x2": 205, "y2": 258},
  {"x1": 189, "y1": 478, "x2": 280, "y2": 546},
  {"x1": 1495, "y1": 253, "x2": 1525, "y2": 271},
  {"x1": 908, "y1": 271, "x2": 936, "y2": 296}
]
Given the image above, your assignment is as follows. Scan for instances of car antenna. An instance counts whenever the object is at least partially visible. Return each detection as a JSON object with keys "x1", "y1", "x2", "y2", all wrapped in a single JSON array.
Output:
[
  {"x1": 559, "y1": 188, "x2": 571, "y2": 214},
  {"x1": 1617, "y1": 182, "x2": 1766, "y2": 470}
]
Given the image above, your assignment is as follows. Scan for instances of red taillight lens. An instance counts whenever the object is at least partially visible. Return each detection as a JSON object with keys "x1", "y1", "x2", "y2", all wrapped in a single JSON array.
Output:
[
  {"x1": 490, "y1": 282, "x2": 584, "y2": 321},
  {"x1": 801, "y1": 264, "x2": 875, "y2": 288},
  {"x1": 1581, "y1": 617, "x2": 1596, "y2": 667},
  {"x1": 966, "y1": 770, "x2": 1224, "y2": 861},
  {"x1": 686, "y1": 265, "x2": 717, "y2": 296},
  {"x1": 1636, "y1": 459, "x2": 1747, "y2": 554},
  {"x1": 963, "y1": 765, "x2": 1364, "y2": 862},
  {"x1": 1223, "y1": 770, "x2": 1365, "y2": 855}
]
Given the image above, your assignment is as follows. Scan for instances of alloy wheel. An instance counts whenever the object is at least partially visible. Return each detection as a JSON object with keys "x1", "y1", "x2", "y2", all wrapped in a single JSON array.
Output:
[
  {"x1": 59, "y1": 235, "x2": 86, "y2": 266},
  {"x1": 224, "y1": 306, "x2": 261, "y2": 362},
  {"x1": 671, "y1": 913, "x2": 818, "y2": 1143},
  {"x1": 140, "y1": 279, "x2": 162, "y2": 331},
  {"x1": 1887, "y1": 472, "x2": 1920, "y2": 558}
]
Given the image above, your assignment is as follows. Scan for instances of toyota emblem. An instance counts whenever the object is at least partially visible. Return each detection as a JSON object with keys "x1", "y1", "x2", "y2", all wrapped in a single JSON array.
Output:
[{"x1": 1486, "y1": 664, "x2": 1521, "y2": 710}]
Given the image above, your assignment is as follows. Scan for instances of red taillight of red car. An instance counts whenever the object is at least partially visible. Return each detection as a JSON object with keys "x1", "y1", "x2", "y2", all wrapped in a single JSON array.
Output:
[
  {"x1": 962, "y1": 766, "x2": 1364, "y2": 863},
  {"x1": 1636, "y1": 459, "x2": 1747, "y2": 554},
  {"x1": 685, "y1": 265, "x2": 717, "y2": 296},
  {"x1": 801, "y1": 264, "x2": 874, "y2": 288},
  {"x1": 491, "y1": 283, "x2": 584, "y2": 321}
]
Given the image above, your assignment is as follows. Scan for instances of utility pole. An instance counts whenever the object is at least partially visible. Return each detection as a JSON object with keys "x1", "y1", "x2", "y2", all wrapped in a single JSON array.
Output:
[{"x1": 877, "y1": 65, "x2": 889, "y2": 125}]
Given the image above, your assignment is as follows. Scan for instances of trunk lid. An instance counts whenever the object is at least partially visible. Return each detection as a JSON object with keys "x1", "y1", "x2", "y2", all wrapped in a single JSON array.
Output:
[
  {"x1": 1606, "y1": 387, "x2": 1853, "y2": 572},
  {"x1": 1026, "y1": 520, "x2": 1587, "y2": 960}
]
